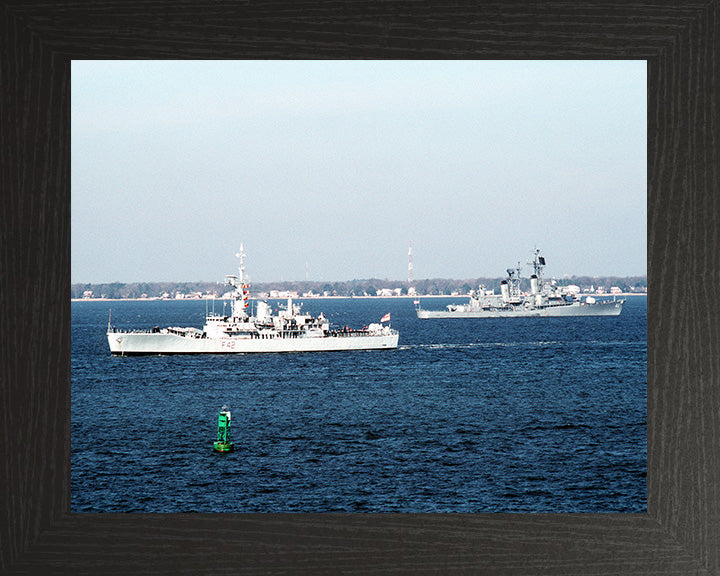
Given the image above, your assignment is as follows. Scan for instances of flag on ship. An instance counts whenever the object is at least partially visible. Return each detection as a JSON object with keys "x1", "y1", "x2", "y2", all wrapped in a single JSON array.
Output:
[{"x1": 380, "y1": 313, "x2": 391, "y2": 323}]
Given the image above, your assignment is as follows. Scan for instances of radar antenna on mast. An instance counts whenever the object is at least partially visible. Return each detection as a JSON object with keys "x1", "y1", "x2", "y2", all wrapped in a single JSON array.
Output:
[{"x1": 529, "y1": 247, "x2": 546, "y2": 279}]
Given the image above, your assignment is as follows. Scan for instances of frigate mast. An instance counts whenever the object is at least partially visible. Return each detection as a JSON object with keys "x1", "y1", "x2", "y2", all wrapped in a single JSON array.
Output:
[
  {"x1": 504, "y1": 262, "x2": 522, "y2": 300},
  {"x1": 529, "y1": 247, "x2": 546, "y2": 284},
  {"x1": 225, "y1": 245, "x2": 249, "y2": 320}
]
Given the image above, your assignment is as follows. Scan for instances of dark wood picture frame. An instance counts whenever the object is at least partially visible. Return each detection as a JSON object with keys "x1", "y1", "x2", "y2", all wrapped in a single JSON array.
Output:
[{"x1": 2, "y1": 2, "x2": 717, "y2": 574}]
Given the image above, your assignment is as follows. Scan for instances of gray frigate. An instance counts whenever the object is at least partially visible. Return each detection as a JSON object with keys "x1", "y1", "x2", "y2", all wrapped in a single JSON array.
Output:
[{"x1": 415, "y1": 249, "x2": 624, "y2": 318}]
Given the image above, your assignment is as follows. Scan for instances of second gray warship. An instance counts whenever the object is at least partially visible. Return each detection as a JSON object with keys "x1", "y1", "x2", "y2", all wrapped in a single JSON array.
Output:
[{"x1": 416, "y1": 249, "x2": 624, "y2": 318}]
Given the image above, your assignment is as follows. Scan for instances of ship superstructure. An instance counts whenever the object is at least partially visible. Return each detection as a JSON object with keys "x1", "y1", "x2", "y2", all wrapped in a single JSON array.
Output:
[
  {"x1": 416, "y1": 249, "x2": 624, "y2": 318},
  {"x1": 107, "y1": 247, "x2": 399, "y2": 355}
]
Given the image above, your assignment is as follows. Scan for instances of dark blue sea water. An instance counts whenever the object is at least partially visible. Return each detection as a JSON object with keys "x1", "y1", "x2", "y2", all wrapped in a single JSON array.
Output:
[{"x1": 71, "y1": 296, "x2": 646, "y2": 513}]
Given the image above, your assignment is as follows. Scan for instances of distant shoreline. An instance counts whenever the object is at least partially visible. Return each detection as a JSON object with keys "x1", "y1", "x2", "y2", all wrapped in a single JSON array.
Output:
[{"x1": 71, "y1": 293, "x2": 646, "y2": 303}]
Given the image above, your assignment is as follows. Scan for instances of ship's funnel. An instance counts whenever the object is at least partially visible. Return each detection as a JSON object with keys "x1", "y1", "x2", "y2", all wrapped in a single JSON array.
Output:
[
  {"x1": 500, "y1": 280, "x2": 510, "y2": 302},
  {"x1": 530, "y1": 274, "x2": 538, "y2": 295},
  {"x1": 256, "y1": 301, "x2": 271, "y2": 323}
]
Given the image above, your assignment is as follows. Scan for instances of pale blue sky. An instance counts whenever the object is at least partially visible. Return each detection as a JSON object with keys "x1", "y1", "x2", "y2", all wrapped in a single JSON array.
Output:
[{"x1": 72, "y1": 60, "x2": 646, "y2": 283}]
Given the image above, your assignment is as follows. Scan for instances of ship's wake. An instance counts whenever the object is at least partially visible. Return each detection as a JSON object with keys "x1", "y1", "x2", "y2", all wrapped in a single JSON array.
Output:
[{"x1": 399, "y1": 340, "x2": 643, "y2": 351}]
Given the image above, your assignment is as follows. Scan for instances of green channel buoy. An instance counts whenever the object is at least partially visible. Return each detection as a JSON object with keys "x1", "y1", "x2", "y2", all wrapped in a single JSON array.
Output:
[{"x1": 213, "y1": 405, "x2": 234, "y2": 453}]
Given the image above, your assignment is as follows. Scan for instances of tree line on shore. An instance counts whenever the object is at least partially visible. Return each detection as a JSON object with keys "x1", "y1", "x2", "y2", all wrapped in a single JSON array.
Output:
[{"x1": 72, "y1": 275, "x2": 647, "y2": 300}]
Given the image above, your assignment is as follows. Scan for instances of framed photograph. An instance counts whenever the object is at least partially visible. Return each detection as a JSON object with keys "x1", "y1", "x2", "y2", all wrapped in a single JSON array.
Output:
[{"x1": 2, "y1": 2, "x2": 716, "y2": 574}]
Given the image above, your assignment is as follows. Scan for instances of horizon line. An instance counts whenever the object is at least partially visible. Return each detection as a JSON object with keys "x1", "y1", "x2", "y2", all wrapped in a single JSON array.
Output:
[{"x1": 72, "y1": 273, "x2": 649, "y2": 285}]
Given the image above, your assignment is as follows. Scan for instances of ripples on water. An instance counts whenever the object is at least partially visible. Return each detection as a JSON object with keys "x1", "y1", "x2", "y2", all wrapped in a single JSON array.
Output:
[{"x1": 72, "y1": 296, "x2": 646, "y2": 512}]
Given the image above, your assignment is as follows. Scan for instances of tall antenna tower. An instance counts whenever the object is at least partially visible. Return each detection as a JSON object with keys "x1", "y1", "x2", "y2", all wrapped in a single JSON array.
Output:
[{"x1": 408, "y1": 241, "x2": 414, "y2": 283}]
